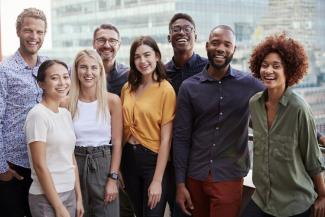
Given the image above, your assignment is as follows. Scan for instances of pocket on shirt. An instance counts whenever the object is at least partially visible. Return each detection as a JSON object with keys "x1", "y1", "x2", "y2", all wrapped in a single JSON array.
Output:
[{"x1": 271, "y1": 135, "x2": 293, "y2": 161}]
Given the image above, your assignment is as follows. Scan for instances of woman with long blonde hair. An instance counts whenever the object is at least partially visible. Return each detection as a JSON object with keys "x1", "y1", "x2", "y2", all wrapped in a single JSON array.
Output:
[{"x1": 67, "y1": 49, "x2": 123, "y2": 217}]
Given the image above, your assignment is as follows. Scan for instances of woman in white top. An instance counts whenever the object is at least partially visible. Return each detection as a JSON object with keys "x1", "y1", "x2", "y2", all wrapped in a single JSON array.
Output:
[
  {"x1": 66, "y1": 49, "x2": 123, "y2": 217},
  {"x1": 25, "y1": 60, "x2": 84, "y2": 217}
]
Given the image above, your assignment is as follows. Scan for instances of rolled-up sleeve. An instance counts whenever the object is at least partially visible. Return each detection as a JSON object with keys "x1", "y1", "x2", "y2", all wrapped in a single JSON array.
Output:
[{"x1": 298, "y1": 106, "x2": 325, "y2": 177}]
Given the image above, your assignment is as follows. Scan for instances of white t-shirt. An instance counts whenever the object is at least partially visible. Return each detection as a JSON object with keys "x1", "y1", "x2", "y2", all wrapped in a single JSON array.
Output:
[{"x1": 25, "y1": 103, "x2": 76, "y2": 194}]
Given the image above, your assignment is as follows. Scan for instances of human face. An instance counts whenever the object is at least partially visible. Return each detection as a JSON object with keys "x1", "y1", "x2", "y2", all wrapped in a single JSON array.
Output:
[
  {"x1": 40, "y1": 64, "x2": 70, "y2": 100},
  {"x1": 168, "y1": 18, "x2": 196, "y2": 53},
  {"x1": 260, "y1": 52, "x2": 286, "y2": 91},
  {"x1": 206, "y1": 28, "x2": 236, "y2": 70},
  {"x1": 77, "y1": 56, "x2": 101, "y2": 89},
  {"x1": 17, "y1": 17, "x2": 46, "y2": 56},
  {"x1": 93, "y1": 29, "x2": 120, "y2": 63},
  {"x1": 134, "y1": 44, "x2": 159, "y2": 77}
]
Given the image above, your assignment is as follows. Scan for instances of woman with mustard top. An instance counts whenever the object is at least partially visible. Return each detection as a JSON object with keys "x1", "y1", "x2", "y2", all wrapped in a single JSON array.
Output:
[
  {"x1": 243, "y1": 34, "x2": 325, "y2": 217},
  {"x1": 121, "y1": 36, "x2": 176, "y2": 217}
]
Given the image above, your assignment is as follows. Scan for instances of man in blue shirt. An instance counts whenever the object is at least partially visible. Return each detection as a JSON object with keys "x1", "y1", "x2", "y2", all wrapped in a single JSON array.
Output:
[
  {"x1": 173, "y1": 25, "x2": 264, "y2": 217},
  {"x1": 0, "y1": 8, "x2": 48, "y2": 217},
  {"x1": 93, "y1": 24, "x2": 128, "y2": 96},
  {"x1": 165, "y1": 13, "x2": 208, "y2": 217}
]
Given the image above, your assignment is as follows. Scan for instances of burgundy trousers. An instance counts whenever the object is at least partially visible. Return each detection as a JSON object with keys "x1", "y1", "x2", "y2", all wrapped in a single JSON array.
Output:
[{"x1": 187, "y1": 173, "x2": 243, "y2": 217}]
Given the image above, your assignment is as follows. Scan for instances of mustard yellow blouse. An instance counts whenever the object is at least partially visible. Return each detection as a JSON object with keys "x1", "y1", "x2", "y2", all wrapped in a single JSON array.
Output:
[{"x1": 121, "y1": 80, "x2": 176, "y2": 153}]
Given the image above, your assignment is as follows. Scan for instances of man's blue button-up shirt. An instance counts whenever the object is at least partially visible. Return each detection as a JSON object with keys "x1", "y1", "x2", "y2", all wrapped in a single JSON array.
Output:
[{"x1": 0, "y1": 50, "x2": 47, "y2": 173}]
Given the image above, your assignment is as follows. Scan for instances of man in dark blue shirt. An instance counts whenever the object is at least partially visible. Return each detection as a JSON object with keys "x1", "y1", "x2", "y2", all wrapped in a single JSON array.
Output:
[
  {"x1": 165, "y1": 13, "x2": 207, "y2": 217},
  {"x1": 165, "y1": 13, "x2": 208, "y2": 95},
  {"x1": 173, "y1": 25, "x2": 264, "y2": 217}
]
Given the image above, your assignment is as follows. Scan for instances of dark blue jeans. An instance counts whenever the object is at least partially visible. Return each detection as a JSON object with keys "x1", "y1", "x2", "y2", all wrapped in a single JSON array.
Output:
[
  {"x1": 242, "y1": 199, "x2": 311, "y2": 217},
  {"x1": 121, "y1": 143, "x2": 169, "y2": 217}
]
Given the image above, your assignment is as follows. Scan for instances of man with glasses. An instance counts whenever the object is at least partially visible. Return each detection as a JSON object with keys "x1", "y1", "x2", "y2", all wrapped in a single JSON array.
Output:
[
  {"x1": 0, "y1": 8, "x2": 48, "y2": 217},
  {"x1": 166, "y1": 13, "x2": 208, "y2": 95},
  {"x1": 165, "y1": 13, "x2": 208, "y2": 217},
  {"x1": 93, "y1": 24, "x2": 128, "y2": 96},
  {"x1": 93, "y1": 24, "x2": 134, "y2": 217}
]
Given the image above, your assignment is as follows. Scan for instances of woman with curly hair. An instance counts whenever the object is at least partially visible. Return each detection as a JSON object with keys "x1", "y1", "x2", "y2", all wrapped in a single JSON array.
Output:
[
  {"x1": 243, "y1": 33, "x2": 325, "y2": 217},
  {"x1": 121, "y1": 36, "x2": 176, "y2": 217}
]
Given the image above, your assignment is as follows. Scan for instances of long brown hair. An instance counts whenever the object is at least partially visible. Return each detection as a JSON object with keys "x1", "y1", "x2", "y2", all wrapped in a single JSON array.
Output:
[{"x1": 128, "y1": 36, "x2": 167, "y2": 92}]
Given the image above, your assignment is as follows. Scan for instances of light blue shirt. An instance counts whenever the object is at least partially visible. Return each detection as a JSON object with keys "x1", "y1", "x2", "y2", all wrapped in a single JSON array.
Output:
[{"x1": 0, "y1": 50, "x2": 47, "y2": 173}]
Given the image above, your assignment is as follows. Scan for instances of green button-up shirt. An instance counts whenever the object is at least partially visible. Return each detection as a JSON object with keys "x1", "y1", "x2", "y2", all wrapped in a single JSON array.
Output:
[{"x1": 249, "y1": 88, "x2": 324, "y2": 217}]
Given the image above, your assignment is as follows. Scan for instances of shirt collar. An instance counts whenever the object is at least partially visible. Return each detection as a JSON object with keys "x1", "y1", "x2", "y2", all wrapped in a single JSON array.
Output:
[
  {"x1": 199, "y1": 64, "x2": 236, "y2": 82},
  {"x1": 14, "y1": 50, "x2": 43, "y2": 70},
  {"x1": 171, "y1": 52, "x2": 198, "y2": 69},
  {"x1": 258, "y1": 87, "x2": 293, "y2": 106}
]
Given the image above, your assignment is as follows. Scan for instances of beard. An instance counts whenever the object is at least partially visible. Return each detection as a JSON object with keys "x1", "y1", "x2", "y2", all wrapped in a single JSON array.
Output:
[{"x1": 207, "y1": 51, "x2": 234, "y2": 70}]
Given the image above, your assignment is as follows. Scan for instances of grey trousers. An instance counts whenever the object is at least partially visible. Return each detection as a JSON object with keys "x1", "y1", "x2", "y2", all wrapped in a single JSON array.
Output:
[
  {"x1": 75, "y1": 145, "x2": 119, "y2": 217},
  {"x1": 29, "y1": 190, "x2": 76, "y2": 217}
]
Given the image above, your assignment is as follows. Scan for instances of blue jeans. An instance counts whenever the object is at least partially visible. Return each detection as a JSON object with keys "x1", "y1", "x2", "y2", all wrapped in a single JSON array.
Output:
[
  {"x1": 242, "y1": 199, "x2": 311, "y2": 217},
  {"x1": 121, "y1": 143, "x2": 169, "y2": 217}
]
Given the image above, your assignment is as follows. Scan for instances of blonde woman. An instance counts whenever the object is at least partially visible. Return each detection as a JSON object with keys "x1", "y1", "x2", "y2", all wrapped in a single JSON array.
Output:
[{"x1": 67, "y1": 49, "x2": 122, "y2": 217}]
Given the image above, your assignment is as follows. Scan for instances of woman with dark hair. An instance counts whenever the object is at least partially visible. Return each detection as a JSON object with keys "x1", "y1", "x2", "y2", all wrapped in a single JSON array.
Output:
[
  {"x1": 24, "y1": 60, "x2": 84, "y2": 217},
  {"x1": 121, "y1": 36, "x2": 176, "y2": 217},
  {"x1": 243, "y1": 34, "x2": 325, "y2": 217}
]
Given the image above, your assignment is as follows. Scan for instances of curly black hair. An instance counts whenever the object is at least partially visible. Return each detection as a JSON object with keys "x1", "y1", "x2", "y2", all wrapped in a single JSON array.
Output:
[{"x1": 249, "y1": 33, "x2": 308, "y2": 86}]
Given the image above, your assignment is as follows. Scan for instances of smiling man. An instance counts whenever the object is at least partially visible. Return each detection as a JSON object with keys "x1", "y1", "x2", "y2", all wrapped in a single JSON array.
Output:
[
  {"x1": 93, "y1": 24, "x2": 128, "y2": 96},
  {"x1": 0, "y1": 8, "x2": 48, "y2": 217},
  {"x1": 173, "y1": 25, "x2": 264, "y2": 217}
]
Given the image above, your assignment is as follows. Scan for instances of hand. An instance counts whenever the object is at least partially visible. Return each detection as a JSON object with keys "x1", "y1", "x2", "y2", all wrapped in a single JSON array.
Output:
[
  {"x1": 319, "y1": 136, "x2": 325, "y2": 147},
  {"x1": 0, "y1": 168, "x2": 24, "y2": 182},
  {"x1": 76, "y1": 198, "x2": 84, "y2": 217},
  {"x1": 176, "y1": 183, "x2": 194, "y2": 216},
  {"x1": 313, "y1": 195, "x2": 325, "y2": 217},
  {"x1": 55, "y1": 205, "x2": 70, "y2": 217},
  {"x1": 104, "y1": 179, "x2": 118, "y2": 205},
  {"x1": 147, "y1": 180, "x2": 162, "y2": 210}
]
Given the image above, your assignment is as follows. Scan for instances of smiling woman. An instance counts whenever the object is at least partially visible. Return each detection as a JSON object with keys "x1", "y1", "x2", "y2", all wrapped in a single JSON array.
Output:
[{"x1": 24, "y1": 59, "x2": 84, "y2": 217}]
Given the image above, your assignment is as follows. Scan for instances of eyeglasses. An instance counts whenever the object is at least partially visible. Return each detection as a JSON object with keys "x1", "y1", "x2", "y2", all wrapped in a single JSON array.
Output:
[
  {"x1": 95, "y1": 37, "x2": 120, "y2": 46},
  {"x1": 171, "y1": 25, "x2": 194, "y2": 34}
]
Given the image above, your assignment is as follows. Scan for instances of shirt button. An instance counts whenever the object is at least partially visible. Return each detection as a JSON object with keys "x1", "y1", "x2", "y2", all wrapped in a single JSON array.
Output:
[
  {"x1": 220, "y1": 96, "x2": 223, "y2": 100},
  {"x1": 210, "y1": 160, "x2": 213, "y2": 163},
  {"x1": 219, "y1": 81, "x2": 222, "y2": 84},
  {"x1": 216, "y1": 127, "x2": 219, "y2": 130},
  {"x1": 220, "y1": 112, "x2": 223, "y2": 115},
  {"x1": 212, "y1": 144, "x2": 216, "y2": 147}
]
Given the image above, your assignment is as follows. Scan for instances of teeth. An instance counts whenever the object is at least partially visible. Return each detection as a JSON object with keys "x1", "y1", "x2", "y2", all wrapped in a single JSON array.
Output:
[
  {"x1": 177, "y1": 39, "x2": 187, "y2": 42},
  {"x1": 28, "y1": 41, "x2": 37, "y2": 45}
]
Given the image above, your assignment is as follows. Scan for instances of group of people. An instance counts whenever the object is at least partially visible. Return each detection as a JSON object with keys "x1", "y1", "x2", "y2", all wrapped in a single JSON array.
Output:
[{"x1": 1, "y1": 7, "x2": 325, "y2": 217}]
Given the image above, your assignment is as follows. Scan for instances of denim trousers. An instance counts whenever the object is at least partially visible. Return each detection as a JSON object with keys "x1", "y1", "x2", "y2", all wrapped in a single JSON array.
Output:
[
  {"x1": 0, "y1": 163, "x2": 32, "y2": 217},
  {"x1": 121, "y1": 143, "x2": 169, "y2": 217},
  {"x1": 75, "y1": 145, "x2": 119, "y2": 217}
]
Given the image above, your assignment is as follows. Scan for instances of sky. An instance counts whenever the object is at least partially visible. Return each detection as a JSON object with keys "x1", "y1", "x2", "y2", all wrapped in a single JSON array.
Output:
[{"x1": 0, "y1": 0, "x2": 51, "y2": 56}]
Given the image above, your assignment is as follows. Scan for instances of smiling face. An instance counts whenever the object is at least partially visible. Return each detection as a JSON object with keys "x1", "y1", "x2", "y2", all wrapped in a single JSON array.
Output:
[
  {"x1": 134, "y1": 44, "x2": 159, "y2": 77},
  {"x1": 206, "y1": 28, "x2": 236, "y2": 71},
  {"x1": 93, "y1": 28, "x2": 120, "y2": 63},
  {"x1": 77, "y1": 56, "x2": 101, "y2": 90},
  {"x1": 260, "y1": 52, "x2": 286, "y2": 91},
  {"x1": 17, "y1": 17, "x2": 46, "y2": 56},
  {"x1": 168, "y1": 18, "x2": 196, "y2": 53},
  {"x1": 39, "y1": 63, "x2": 70, "y2": 100}
]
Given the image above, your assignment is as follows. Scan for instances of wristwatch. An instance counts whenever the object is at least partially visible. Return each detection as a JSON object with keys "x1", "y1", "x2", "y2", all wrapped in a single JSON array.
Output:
[{"x1": 108, "y1": 172, "x2": 119, "y2": 180}]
